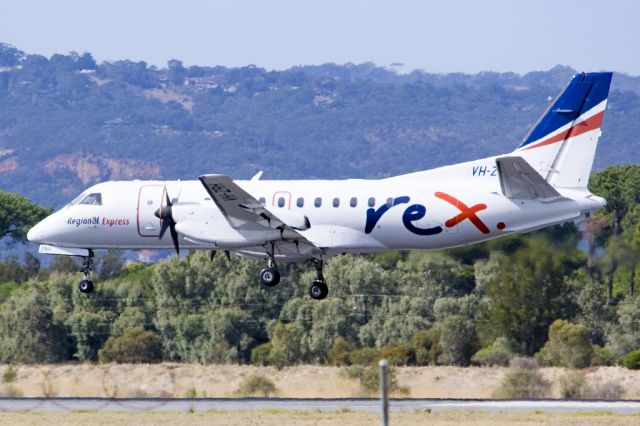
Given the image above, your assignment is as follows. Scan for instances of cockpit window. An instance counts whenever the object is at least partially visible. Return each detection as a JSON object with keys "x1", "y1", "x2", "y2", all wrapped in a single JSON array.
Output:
[{"x1": 79, "y1": 193, "x2": 102, "y2": 205}]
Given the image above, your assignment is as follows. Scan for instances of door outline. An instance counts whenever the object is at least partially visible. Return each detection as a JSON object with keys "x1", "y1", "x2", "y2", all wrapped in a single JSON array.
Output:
[
  {"x1": 272, "y1": 191, "x2": 292, "y2": 210},
  {"x1": 137, "y1": 185, "x2": 165, "y2": 237}
]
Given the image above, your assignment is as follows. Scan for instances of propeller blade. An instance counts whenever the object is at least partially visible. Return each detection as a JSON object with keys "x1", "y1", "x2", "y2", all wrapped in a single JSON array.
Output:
[
  {"x1": 159, "y1": 216, "x2": 170, "y2": 239},
  {"x1": 169, "y1": 222, "x2": 180, "y2": 254}
]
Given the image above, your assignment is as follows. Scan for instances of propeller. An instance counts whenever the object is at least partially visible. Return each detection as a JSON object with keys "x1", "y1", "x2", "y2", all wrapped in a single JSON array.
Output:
[{"x1": 154, "y1": 192, "x2": 180, "y2": 254}]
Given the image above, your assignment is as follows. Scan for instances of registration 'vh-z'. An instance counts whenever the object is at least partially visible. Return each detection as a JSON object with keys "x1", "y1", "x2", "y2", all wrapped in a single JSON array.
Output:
[{"x1": 29, "y1": 72, "x2": 612, "y2": 300}]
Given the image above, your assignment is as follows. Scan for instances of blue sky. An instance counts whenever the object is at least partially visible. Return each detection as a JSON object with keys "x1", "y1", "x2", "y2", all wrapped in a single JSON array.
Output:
[{"x1": 1, "y1": 0, "x2": 638, "y2": 74}]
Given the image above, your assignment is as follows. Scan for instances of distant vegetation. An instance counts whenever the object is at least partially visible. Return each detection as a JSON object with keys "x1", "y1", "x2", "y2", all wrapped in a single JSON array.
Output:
[
  {"x1": 0, "y1": 166, "x2": 639, "y2": 369},
  {"x1": 0, "y1": 43, "x2": 639, "y2": 207}
]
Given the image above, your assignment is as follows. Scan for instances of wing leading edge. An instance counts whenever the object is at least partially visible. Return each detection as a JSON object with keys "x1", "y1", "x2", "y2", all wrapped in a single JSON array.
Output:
[{"x1": 198, "y1": 174, "x2": 310, "y2": 232}]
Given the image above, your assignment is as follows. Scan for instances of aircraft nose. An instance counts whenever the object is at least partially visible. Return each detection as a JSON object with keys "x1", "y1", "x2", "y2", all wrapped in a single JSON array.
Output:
[{"x1": 27, "y1": 220, "x2": 46, "y2": 243}]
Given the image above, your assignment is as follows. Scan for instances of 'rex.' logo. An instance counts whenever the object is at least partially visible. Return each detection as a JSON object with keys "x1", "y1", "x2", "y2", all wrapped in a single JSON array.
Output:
[
  {"x1": 434, "y1": 191, "x2": 490, "y2": 234},
  {"x1": 364, "y1": 192, "x2": 490, "y2": 235}
]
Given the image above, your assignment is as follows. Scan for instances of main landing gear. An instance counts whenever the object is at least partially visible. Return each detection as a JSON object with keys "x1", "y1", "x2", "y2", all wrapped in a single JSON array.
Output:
[
  {"x1": 308, "y1": 259, "x2": 328, "y2": 300},
  {"x1": 256, "y1": 244, "x2": 328, "y2": 300},
  {"x1": 78, "y1": 250, "x2": 95, "y2": 294},
  {"x1": 259, "y1": 243, "x2": 281, "y2": 287}
]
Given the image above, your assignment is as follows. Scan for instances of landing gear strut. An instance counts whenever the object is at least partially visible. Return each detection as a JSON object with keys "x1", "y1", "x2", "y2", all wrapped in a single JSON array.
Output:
[
  {"x1": 259, "y1": 243, "x2": 280, "y2": 287},
  {"x1": 308, "y1": 259, "x2": 328, "y2": 300},
  {"x1": 78, "y1": 250, "x2": 95, "y2": 294}
]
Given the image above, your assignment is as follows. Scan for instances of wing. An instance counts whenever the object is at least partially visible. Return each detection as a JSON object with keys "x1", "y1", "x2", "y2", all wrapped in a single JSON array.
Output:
[
  {"x1": 199, "y1": 174, "x2": 310, "y2": 232},
  {"x1": 495, "y1": 157, "x2": 567, "y2": 202}
]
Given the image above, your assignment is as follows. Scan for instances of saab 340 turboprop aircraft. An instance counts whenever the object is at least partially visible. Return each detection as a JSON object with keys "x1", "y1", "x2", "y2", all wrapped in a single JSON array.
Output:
[{"x1": 28, "y1": 72, "x2": 612, "y2": 300}]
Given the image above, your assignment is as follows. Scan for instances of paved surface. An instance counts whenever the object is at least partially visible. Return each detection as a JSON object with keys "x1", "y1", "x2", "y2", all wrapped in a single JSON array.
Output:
[{"x1": 1, "y1": 398, "x2": 640, "y2": 413}]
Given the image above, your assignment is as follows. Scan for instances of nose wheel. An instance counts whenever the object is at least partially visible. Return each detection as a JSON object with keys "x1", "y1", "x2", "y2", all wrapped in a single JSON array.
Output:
[
  {"x1": 308, "y1": 259, "x2": 328, "y2": 300},
  {"x1": 78, "y1": 279, "x2": 94, "y2": 293},
  {"x1": 78, "y1": 250, "x2": 95, "y2": 294}
]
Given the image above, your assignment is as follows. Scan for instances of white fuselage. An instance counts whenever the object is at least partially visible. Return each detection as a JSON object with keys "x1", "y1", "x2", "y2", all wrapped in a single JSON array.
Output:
[{"x1": 27, "y1": 156, "x2": 605, "y2": 260}]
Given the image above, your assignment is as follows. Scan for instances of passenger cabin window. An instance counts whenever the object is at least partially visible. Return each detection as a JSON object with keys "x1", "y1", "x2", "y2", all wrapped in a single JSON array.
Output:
[
  {"x1": 314, "y1": 197, "x2": 322, "y2": 208},
  {"x1": 368, "y1": 197, "x2": 375, "y2": 207},
  {"x1": 333, "y1": 197, "x2": 340, "y2": 208},
  {"x1": 386, "y1": 197, "x2": 393, "y2": 208},
  {"x1": 350, "y1": 197, "x2": 357, "y2": 207},
  {"x1": 79, "y1": 193, "x2": 102, "y2": 206},
  {"x1": 258, "y1": 197, "x2": 266, "y2": 204},
  {"x1": 296, "y1": 197, "x2": 304, "y2": 208}
]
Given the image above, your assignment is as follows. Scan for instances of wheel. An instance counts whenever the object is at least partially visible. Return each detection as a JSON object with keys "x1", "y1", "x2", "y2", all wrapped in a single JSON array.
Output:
[
  {"x1": 78, "y1": 279, "x2": 94, "y2": 293},
  {"x1": 259, "y1": 267, "x2": 280, "y2": 287},
  {"x1": 308, "y1": 280, "x2": 328, "y2": 300}
]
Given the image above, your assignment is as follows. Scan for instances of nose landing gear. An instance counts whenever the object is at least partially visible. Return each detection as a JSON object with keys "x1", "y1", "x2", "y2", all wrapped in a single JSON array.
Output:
[{"x1": 78, "y1": 250, "x2": 95, "y2": 294}]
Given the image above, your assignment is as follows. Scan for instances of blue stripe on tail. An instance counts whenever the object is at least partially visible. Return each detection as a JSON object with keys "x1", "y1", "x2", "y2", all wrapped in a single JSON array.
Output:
[{"x1": 519, "y1": 72, "x2": 613, "y2": 148}]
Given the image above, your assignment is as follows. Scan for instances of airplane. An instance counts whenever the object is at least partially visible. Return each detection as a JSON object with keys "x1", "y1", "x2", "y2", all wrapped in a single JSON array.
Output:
[{"x1": 28, "y1": 72, "x2": 612, "y2": 300}]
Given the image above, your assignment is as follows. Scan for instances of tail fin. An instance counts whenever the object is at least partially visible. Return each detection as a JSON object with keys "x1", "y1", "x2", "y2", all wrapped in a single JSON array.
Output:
[{"x1": 514, "y1": 72, "x2": 612, "y2": 188}]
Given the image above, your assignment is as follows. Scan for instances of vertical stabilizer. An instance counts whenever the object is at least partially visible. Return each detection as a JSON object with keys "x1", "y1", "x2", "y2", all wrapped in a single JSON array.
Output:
[{"x1": 514, "y1": 72, "x2": 612, "y2": 188}]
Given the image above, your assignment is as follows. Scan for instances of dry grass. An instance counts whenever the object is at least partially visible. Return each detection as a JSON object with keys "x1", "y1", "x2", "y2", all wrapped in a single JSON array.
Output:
[
  {"x1": 3, "y1": 364, "x2": 640, "y2": 399},
  {"x1": 0, "y1": 410, "x2": 639, "y2": 426}
]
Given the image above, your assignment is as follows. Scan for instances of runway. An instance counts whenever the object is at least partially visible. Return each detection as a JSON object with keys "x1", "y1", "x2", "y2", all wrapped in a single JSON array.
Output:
[{"x1": 1, "y1": 398, "x2": 640, "y2": 414}]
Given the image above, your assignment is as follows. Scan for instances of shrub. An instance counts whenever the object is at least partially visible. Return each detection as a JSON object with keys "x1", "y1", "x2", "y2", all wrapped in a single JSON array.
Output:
[
  {"x1": 410, "y1": 329, "x2": 440, "y2": 366},
  {"x1": 2, "y1": 366, "x2": 17, "y2": 383},
  {"x1": 377, "y1": 345, "x2": 412, "y2": 366},
  {"x1": 234, "y1": 374, "x2": 277, "y2": 397},
  {"x1": 349, "y1": 347, "x2": 379, "y2": 366},
  {"x1": 2, "y1": 384, "x2": 23, "y2": 397},
  {"x1": 98, "y1": 327, "x2": 162, "y2": 363},
  {"x1": 509, "y1": 356, "x2": 539, "y2": 370},
  {"x1": 586, "y1": 379, "x2": 623, "y2": 400},
  {"x1": 341, "y1": 365, "x2": 408, "y2": 396},
  {"x1": 495, "y1": 368, "x2": 550, "y2": 398},
  {"x1": 250, "y1": 342, "x2": 272, "y2": 366},
  {"x1": 559, "y1": 370, "x2": 586, "y2": 399},
  {"x1": 591, "y1": 345, "x2": 615, "y2": 366},
  {"x1": 471, "y1": 346, "x2": 511, "y2": 366},
  {"x1": 535, "y1": 320, "x2": 592, "y2": 368},
  {"x1": 436, "y1": 315, "x2": 476, "y2": 366},
  {"x1": 622, "y1": 349, "x2": 640, "y2": 370},
  {"x1": 327, "y1": 337, "x2": 356, "y2": 366}
]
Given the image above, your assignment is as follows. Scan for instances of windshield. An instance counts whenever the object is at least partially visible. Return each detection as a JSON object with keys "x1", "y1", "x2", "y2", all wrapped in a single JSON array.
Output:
[{"x1": 68, "y1": 192, "x2": 102, "y2": 206}]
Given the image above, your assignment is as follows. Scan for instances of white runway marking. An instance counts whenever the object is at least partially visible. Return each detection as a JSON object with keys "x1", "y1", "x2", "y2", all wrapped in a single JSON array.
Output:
[{"x1": 1, "y1": 398, "x2": 640, "y2": 413}]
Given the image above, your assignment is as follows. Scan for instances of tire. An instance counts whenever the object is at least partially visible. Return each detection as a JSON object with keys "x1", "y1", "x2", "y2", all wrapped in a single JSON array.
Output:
[
  {"x1": 78, "y1": 279, "x2": 94, "y2": 293},
  {"x1": 308, "y1": 280, "x2": 328, "y2": 300},
  {"x1": 259, "y1": 267, "x2": 280, "y2": 287}
]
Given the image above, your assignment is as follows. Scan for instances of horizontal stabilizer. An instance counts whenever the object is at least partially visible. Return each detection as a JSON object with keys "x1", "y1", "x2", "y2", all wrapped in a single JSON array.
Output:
[{"x1": 496, "y1": 157, "x2": 564, "y2": 201}]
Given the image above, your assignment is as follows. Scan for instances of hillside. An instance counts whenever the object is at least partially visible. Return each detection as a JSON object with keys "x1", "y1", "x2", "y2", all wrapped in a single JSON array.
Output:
[{"x1": 1, "y1": 43, "x2": 639, "y2": 206}]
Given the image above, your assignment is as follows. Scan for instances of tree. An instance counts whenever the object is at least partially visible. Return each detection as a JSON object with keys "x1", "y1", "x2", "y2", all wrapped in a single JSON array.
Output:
[
  {"x1": 435, "y1": 315, "x2": 477, "y2": 365},
  {"x1": 535, "y1": 320, "x2": 593, "y2": 368},
  {"x1": 167, "y1": 59, "x2": 186, "y2": 85},
  {"x1": 99, "y1": 250, "x2": 125, "y2": 279},
  {"x1": 66, "y1": 310, "x2": 115, "y2": 361},
  {"x1": 98, "y1": 326, "x2": 162, "y2": 363},
  {"x1": 476, "y1": 235, "x2": 581, "y2": 355},
  {"x1": 0, "y1": 256, "x2": 25, "y2": 283},
  {"x1": 23, "y1": 252, "x2": 41, "y2": 278},
  {"x1": 49, "y1": 255, "x2": 80, "y2": 274},
  {"x1": 0, "y1": 191, "x2": 51, "y2": 244},
  {"x1": 0, "y1": 285, "x2": 71, "y2": 363}
]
